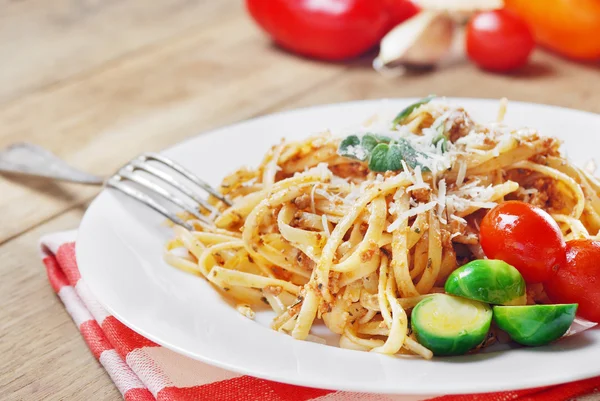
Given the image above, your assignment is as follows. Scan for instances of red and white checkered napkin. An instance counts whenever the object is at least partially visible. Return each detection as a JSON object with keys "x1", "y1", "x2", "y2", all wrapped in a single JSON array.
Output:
[{"x1": 40, "y1": 231, "x2": 600, "y2": 401}]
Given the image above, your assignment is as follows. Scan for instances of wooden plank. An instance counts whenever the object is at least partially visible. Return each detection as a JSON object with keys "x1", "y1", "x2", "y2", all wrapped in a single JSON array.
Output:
[
  {"x1": 0, "y1": 208, "x2": 120, "y2": 401},
  {"x1": 0, "y1": 0, "x2": 237, "y2": 103},
  {"x1": 0, "y1": 10, "x2": 345, "y2": 243},
  {"x1": 267, "y1": 50, "x2": 600, "y2": 114}
]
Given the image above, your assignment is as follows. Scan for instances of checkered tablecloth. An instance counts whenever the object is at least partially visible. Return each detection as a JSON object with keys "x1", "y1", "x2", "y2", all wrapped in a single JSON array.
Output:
[{"x1": 40, "y1": 231, "x2": 600, "y2": 401}]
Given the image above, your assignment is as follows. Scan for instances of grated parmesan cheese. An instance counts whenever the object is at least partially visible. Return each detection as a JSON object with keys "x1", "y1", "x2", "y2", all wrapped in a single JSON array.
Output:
[
  {"x1": 466, "y1": 201, "x2": 497, "y2": 209},
  {"x1": 345, "y1": 145, "x2": 368, "y2": 161},
  {"x1": 407, "y1": 183, "x2": 430, "y2": 192},
  {"x1": 329, "y1": 101, "x2": 543, "y2": 234},
  {"x1": 446, "y1": 194, "x2": 468, "y2": 212},
  {"x1": 401, "y1": 160, "x2": 411, "y2": 176},
  {"x1": 310, "y1": 183, "x2": 319, "y2": 214},
  {"x1": 315, "y1": 188, "x2": 335, "y2": 202},
  {"x1": 456, "y1": 161, "x2": 467, "y2": 187},
  {"x1": 518, "y1": 187, "x2": 539, "y2": 195},
  {"x1": 388, "y1": 201, "x2": 399, "y2": 215},
  {"x1": 414, "y1": 166, "x2": 425, "y2": 186},
  {"x1": 450, "y1": 232, "x2": 463, "y2": 240},
  {"x1": 387, "y1": 201, "x2": 437, "y2": 233},
  {"x1": 322, "y1": 214, "x2": 331, "y2": 237},
  {"x1": 304, "y1": 162, "x2": 332, "y2": 181},
  {"x1": 450, "y1": 214, "x2": 467, "y2": 224}
]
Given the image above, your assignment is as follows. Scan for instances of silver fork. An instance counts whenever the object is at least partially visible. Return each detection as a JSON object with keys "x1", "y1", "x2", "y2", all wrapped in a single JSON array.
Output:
[{"x1": 0, "y1": 143, "x2": 231, "y2": 230}]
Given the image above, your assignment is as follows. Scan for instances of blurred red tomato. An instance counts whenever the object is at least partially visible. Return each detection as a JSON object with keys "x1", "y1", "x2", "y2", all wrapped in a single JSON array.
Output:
[
  {"x1": 466, "y1": 10, "x2": 535, "y2": 72},
  {"x1": 384, "y1": 0, "x2": 419, "y2": 30},
  {"x1": 246, "y1": 0, "x2": 418, "y2": 61}
]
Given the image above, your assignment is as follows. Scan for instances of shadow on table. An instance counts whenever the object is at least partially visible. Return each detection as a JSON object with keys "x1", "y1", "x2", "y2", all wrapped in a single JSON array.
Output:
[
  {"x1": 266, "y1": 42, "x2": 378, "y2": 69},
  {"x1": 506, "y1": 61, "x2": 555, "y2": 79},
  {"x1": 266, "y1": 41, "x2": 600, "y2": 80}
]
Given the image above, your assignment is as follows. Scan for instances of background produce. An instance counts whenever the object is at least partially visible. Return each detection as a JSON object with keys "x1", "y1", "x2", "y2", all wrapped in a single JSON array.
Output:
[
  {"x1": 246, "y1": 0, "x2": 600, "y2": 72},
  {"x1": 504, "y1": 0, "x2": 600, "y2": 61}
]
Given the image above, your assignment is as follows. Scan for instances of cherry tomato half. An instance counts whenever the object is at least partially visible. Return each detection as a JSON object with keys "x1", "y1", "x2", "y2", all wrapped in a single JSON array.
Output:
[
  {"x1": 479, "y1": 201, "x2": 565, "y2": 284},
  {"x1": 466, "y1": 9, "x2": 535, "y2": 72},
  {"x1": 546, "y1": 239, "x2": 600, "y2": 323}
]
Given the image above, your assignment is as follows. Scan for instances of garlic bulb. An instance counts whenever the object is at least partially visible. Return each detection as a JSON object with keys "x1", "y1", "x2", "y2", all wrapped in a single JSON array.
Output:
[
  {"x1": 416, "y1": 0, "x2": 504, "y2": 23},
  {"x1": 414, "y1": 0, "x2": 503, "y2": 12},
  {"x1": 374, "y1": 11, "x2": 455, "y2": 70},
  {"x1": 373, "y1": 0, "x2": 504, "y2": 73}
]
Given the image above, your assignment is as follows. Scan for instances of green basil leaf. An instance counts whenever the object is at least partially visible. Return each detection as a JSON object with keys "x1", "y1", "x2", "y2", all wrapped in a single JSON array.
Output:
[
  {"x1": 338, "y1": 133, "x2": 393, "y2": 162},
  {"x1": 361, "y1": 133, "x2": 392, "y2": 153},
  {"x1": 368, "y1": 143, "x2": 393, "y2": 172},
  {"x1": 369, "y1": 133, "x2": 393, "y2": 142},
  {"x1": 395, "y1": 138, "x2": 431, "y2": 172},
  {"x1": 392, "y1": 95, "x2": 436, "y2": 126},
  {"x1": 368, "y1": 139, "x2": 430, "y2": 172},
  {"x1": 338, "y1": 135, "x2": 367, "y2": 161},
  {"x1": 339, "y1": 133, "x2": 430, "y2": 173},
  {"x1": 432, "y1": 122, "x2": 449, "y2": 153},
  {"x1": 386, "y1": 143, "x2": 404, "y2": 171}
]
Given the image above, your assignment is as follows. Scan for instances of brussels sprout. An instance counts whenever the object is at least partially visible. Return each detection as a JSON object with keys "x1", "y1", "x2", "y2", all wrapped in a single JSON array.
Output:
[
  {"x1": 412, "y1": 294, "x2": 492, "y2": 356},
  {"x1": 445, "y1": 259, "x2": 526, "y2": 306},
  {"x1": 493, "y1": 304, "x2": 578, "y2": 347}
]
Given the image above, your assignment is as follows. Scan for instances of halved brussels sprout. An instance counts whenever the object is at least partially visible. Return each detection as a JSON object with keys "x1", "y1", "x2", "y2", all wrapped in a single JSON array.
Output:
[
  {"x1": 445, "y1": 259, "x2": 526, "y2": 306},
  {"x1": 412, "y1": 294, "x2": 492, "y2": 356},
  {"x1": 493, "y1": 304, "x2": 578, "y2": 347}
]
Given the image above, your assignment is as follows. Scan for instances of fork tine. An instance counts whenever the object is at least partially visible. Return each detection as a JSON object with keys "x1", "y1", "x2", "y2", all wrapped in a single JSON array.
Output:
[
  {"x1": 130, "y1": 159, "x2": 220, "y2": 215},
  {"x1": 141, "y1": 153, "x2": 232, "y2": 206},
  {"x1": 106, "y1": 177, "x2": 194, "y2": 230},
  {"x1": 117, "y1": 169, "x2": 214, "y2": 226}
]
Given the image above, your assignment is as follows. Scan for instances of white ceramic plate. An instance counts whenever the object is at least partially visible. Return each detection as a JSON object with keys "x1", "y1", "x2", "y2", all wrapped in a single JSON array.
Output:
[{"x1": 78, "y1": 98, "x2": 600, "y2": 395}]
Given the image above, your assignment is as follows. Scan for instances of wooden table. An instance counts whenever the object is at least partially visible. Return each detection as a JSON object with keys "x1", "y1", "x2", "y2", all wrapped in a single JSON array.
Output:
[{"x1": 0, "y1": 1, "x2": 598, "y2": 399}]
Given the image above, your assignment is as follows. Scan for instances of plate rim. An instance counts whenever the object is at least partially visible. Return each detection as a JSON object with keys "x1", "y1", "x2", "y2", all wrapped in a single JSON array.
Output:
[{"x1": 76, "y1": 97, "x2": 600, "y2": 395}]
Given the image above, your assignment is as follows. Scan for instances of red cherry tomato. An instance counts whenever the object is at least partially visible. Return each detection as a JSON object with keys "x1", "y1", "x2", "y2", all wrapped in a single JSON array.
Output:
[
  {"x1": 546, "y1": 240, "x2": 600, "y2": 323},
  {"x1": 466, "y1": 9, "x2": 535, "y2": 72},
  {"x1": 246, "y1": 0, "x2": 414, "y2": 61},
  {"x1": 479, "y1": 201, "x2": 565, "y2": 284}
]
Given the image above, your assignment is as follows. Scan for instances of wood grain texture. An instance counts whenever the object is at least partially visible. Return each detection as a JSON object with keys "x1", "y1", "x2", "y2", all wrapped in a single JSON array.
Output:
[
  {"x1": 1, "y1": 0, "x2": 599, "y2": 398},
  {"x1": 0, "y1": 208, "x2": 120, "y2": 401},
  {"x1": 0, "y1": 5, "x2": 343, "y2": 243},
  {"x1": 0, "y1": 0, "x2": 233, "y2": 104},
  {"x1": 268, "y1": 50, "x2": 600, "y2": 114}
]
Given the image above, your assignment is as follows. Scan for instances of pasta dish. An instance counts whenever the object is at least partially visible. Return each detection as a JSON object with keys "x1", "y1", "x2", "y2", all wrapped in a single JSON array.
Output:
[{"x1": 164, "y1": 97, "x2": 599, "y2": 359}]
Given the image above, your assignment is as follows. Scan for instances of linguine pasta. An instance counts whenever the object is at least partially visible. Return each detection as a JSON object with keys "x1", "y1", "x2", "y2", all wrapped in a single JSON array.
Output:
[{"x1": 164, "y1": 99, "x2": 600, "y2": 359}]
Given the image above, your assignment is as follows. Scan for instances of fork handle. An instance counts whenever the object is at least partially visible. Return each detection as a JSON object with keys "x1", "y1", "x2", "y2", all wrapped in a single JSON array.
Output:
[{"x1": 0, "y1": 143, "x2": 105, "y2": 185}]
